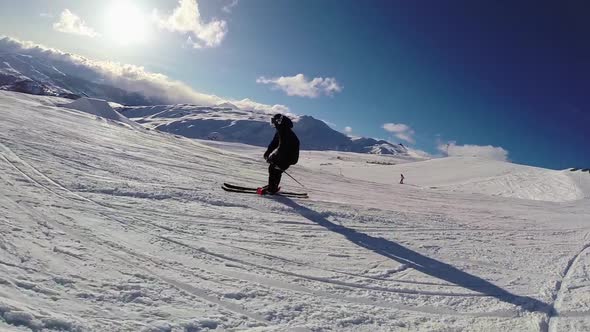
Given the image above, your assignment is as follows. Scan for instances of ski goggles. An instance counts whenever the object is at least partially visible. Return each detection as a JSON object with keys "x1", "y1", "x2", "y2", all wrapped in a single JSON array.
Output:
[{"x1": 271, "y1": 114, "x2": 283, "y2": 127}]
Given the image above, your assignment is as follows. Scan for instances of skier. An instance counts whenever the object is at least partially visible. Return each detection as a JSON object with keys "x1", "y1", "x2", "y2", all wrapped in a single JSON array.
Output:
[
  {"x1": 400, "y1": 173, "x2": 405, "y2": 184},
  {"x1": 258, "y1": 114, "x2": 300, "y2": 194}
]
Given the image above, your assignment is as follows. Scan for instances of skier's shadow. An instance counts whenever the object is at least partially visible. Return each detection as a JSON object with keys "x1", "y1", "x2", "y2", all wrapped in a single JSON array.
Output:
[{"x1": 276, "y1": 197, "x2": 552, "y2": 314}]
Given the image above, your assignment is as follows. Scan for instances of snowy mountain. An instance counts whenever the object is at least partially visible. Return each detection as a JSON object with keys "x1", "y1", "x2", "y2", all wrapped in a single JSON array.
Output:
[
  {"x1": 215, "y1": 101, "x2": 240, "y2": 110},
  {"x1": 0, "y1": 52, "x2": 160, "y2": 105},
  {"x1": 1, "y1": 90, "x2": 590, "y2": 331},
  {"x1": 0, "y1": 46, "x2": 414, "y2": 157},
  {"x1": 0, "y1": 38, "x2": 418, "y2": 157},
  {"x1": 119, "y1": 104, "x2": 413, "y2": 155}
]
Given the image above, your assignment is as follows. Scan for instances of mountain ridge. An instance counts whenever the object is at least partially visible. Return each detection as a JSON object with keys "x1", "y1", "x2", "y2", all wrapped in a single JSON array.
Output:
[
  {"x1": 118, "y1": 104, "x2": 413, "y2": 156},
  {"x1": 0, "y1": 43, "x2": 417, "y2": 157},
  {"x1": 0, "y1": 52, "x2": 161, "y2": 105}
]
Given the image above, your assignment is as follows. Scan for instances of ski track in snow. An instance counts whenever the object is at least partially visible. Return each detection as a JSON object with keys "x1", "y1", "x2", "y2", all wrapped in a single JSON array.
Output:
[
  {"x1": 546, "y1": 243, "x2": 590, "y2": 332},
  {"x1": 0, "y1": 91, "x2": 589, "y2": 331}
]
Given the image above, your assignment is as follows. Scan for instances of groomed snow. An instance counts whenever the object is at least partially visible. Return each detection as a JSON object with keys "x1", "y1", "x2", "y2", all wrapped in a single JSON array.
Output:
[
  {"x1": 1, "y1": 90, "x2": 589, "y2": 331},
  {"x1": 334, "y1": 157, "x2": 590, "y2": 202}
]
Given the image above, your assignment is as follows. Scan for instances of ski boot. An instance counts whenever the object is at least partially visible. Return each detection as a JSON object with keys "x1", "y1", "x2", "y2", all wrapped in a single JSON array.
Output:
[{"x1": 256, "y1": 185, "x2": 280, "y2": 195}]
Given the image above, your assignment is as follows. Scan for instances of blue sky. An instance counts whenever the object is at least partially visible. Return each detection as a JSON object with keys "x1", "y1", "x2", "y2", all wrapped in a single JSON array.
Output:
[{"x1": 0, "y1": 0, "x2": 588, "y2": 169}]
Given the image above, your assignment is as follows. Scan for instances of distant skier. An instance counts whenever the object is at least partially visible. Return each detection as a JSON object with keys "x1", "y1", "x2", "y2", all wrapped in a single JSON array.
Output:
[
  {"x1": 400, "y1": 173, "x2": 405, "y2": 184},
  {"x1": 258, "y1": 114, "x2": 300, "y2": 194}
]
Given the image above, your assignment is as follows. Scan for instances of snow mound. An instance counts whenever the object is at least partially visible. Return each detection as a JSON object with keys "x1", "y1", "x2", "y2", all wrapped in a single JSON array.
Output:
[{"x1": 63, "y1": 98, "x2": 140, "y2": 129}]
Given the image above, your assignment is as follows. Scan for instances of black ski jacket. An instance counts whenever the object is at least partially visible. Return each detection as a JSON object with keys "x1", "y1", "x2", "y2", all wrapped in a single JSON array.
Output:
[{"x1": 264, "y1": 118, "x2": 300, "y2": 166}]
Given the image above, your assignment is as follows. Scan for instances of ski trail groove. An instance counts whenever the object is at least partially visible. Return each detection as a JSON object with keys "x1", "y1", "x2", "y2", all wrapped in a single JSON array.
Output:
[
  {"x1": 64, "y1": 176, "x2": 529, "y2": 318},
  {"x1": 155, "y1": 236, "x2": 521, "y2": 318},
  {"x1": 1, "y1": 123, "x2": 573, "y2": 328},
  {"x1": 0, "y1": 151, "x2": 272, "y2": 327},
  {"x1": 546, "y1": 243, "x2": 590, "y2": 332},
  {"x1": 0, "y1": 143, "x2": 91, "y2": 203},
  {"x1": 127, "y1": 216, "x2": 450, "y2": 287},
  {"x1": 212, "y1": 240, "x2": 461, "y2": 287},
  {"x1": 5, "y1": 191, "x2": 272, "y2": 327},
  {"x1": 0, "y1": 150, "x2": 299, "y2": 321},
  {"x1": 0, "y1": 149, "x2": 541, "y2": 321},
  {"x1": 103, "y1": 243, "x2": 271, "y2": 326},
  {"x1": 157, "y1": 234, "x2": 499, "y2": 298}
]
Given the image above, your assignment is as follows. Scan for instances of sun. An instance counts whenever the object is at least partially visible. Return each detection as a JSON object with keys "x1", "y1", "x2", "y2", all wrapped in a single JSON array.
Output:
[{"x1": 104, "y1": 2, "x2": 149, "y2": 45}]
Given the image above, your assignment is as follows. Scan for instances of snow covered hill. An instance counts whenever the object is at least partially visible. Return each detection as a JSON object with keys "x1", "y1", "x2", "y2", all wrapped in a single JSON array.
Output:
[
  {"x1": 119, "y1": 104, "x2": 413, "y2": 155},
  {"x1": 197, "y1": 140, "x2": 590, "y2": 203},
  {"x1": 1, "y1": 90, "x2": 590, "y2": 331},
  {"x1": 336, "y1": 157, "x2": 590, "y2": 202},
  {"x1": 61, "y1": 97, "x2": 141, "y2": 130}
]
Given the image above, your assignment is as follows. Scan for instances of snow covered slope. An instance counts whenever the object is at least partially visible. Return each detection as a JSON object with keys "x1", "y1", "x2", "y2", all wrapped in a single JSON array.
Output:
[
  {"x1": 119, "y1": 104, "x2": 413, "y2": 156},
  {"x1": 338, "y1": 156, "x2": 590, "y2": 202},
  {"x1": 1, "y1": 90, "x2": 590, "y2": 331}
]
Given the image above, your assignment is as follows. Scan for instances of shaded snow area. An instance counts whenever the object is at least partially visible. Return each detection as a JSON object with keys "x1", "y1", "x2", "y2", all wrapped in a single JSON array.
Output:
[{"x1": 0, "y1": 90, "x2": 589, "y2": 331}]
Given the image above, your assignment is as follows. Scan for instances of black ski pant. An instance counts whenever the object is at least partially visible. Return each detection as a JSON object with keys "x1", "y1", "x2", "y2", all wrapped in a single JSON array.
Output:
[{"x1": 268, "y1": 162, "x2": 290, "y2": 191}]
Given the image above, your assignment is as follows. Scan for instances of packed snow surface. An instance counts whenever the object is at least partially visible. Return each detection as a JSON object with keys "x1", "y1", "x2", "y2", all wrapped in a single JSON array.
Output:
[
  {"x1": 1, "y1": 90, "x2": 590, "y2": 331},
  {"x1": 334, "y1": 157, "x2": 590, "y2": 202}
]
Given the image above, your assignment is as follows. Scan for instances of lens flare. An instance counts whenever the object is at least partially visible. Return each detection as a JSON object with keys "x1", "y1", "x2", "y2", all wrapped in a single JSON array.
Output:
[{"x1": 104, "y1": 2, "x2": 149, "y2": 45}]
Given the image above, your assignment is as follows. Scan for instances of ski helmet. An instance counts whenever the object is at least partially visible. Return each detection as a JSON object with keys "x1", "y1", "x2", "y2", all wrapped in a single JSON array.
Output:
[
  {"x1": 271, "y1": 114, "x2": 293, "y2": 128},
  {"x1": 271, "y1": 114, "x2": 284, "y2": 127}
]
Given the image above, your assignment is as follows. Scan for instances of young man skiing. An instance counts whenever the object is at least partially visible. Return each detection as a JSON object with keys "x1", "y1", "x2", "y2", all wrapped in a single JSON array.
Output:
[{"x1": 258, "y1": 114, "x2": 300, "y2": 195}]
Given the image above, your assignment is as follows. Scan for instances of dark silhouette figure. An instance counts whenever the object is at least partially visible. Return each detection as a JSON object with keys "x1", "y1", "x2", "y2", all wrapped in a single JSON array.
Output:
[{"x1": 262, "y1": 114, "x2": 300, "y2": 194}]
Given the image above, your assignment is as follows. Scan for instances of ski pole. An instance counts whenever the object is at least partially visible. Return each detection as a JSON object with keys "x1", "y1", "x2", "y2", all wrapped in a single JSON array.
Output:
[
  {"x1": 283, "y1": 170, "x2": 305, "y2": 188},
  {"x1": 273, "y1": 164, "x2": 305, "y2": 188}
]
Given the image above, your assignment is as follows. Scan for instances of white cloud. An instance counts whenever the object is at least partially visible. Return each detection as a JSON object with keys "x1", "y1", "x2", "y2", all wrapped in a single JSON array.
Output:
[
  {"x1": 231, "y1": 98, "x2": 293, "y2": 117},
  {"x1": 222, "y1": 0, "x2": 239, "y2": 13},
  {"x1": 53, "y1": 9, "x2": 99, "y2": 37},
  {"x1": 344, "y1": 126, "x2": 353, "y2": 134},
  {"x1": 257, "y1": 74, "x2": 342, "y2": 98},
  {"x1": 154, "y1": 0, "x2": 227, "y2": 48},
  {"x1": 382, "y1": 123, "x2": 415, "y2": 144},
  {"x1": 438, "y1": 141, "x2": 509, "y2": 161},
  {"x1": 406, "y1": 148, "x2": 432, "y2": 159},
  {"x1": 0, "y1": 36, "x2": 286, "y2": 114},
  {"x1": 382, "y1": 123, "x2": 409, "y2": 132}
]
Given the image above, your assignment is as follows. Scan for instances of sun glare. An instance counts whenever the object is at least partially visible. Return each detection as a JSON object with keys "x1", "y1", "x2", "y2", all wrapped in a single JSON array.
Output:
[{"x1": 105, "y1": 2, "x2": 149, "y2": 45}]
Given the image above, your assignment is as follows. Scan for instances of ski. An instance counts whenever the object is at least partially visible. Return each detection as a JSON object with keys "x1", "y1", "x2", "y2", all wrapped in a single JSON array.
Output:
[
  {"x1": 222, "y1": 186, "x2": 308, "y2": 198},
  {"x1": 223, "y1": 182, "x2": 308, "y2": 196},
  {"x1": 222, "y1": 183, "x2": 308, "y2": 198},
  {"x1": 222, "y1": 183, "x2": 258, "y2": 191}
]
